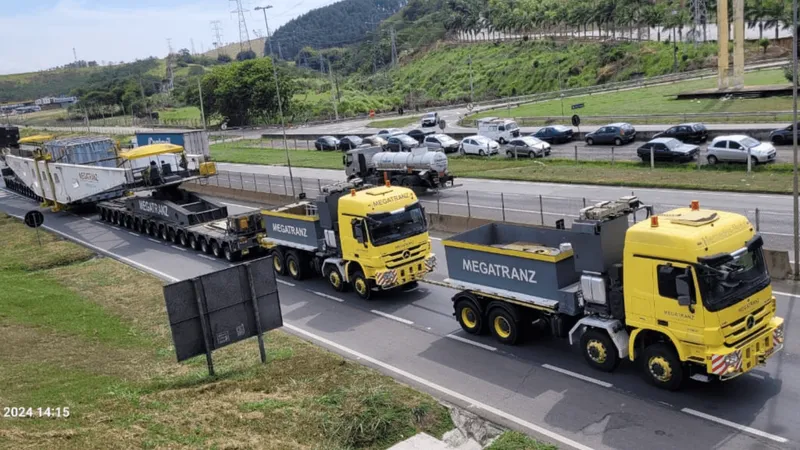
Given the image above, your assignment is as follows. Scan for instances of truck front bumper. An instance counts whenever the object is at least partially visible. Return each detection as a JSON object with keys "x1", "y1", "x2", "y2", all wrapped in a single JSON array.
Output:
[
  {"x1": 374, "y1": 254, "x2": 437, "y2": 289},
  {"x1": 709, "y1": 317, "x2": 784, "y2": 381}
]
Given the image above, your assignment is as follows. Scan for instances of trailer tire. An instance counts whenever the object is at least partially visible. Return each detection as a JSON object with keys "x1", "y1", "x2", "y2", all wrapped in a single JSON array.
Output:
[
  {"x1": 488, "y1": 308, "x2": 519, "y2": 345},
  {"x1": 211, "y1": 241, "x2": 222, "y2": 258},
  {"x1": 580, "y1": 329, "x2": 620, "y2": 372},
  {"x1": 200, "y1": 239, "x2": 211, "y2": 254},
  {"x1": 124, "y1": 215, "x2": 133, "y2": 229},
  {"x1": 455, "y1": 298, "x2": 484, "y2": 335},
  {"x1": 160, "y1": 226, "x2": 169, "y2": 241},
  {"x1": 272, "y1": 249, "x2": 286, "y2": 275},
  {"x1": 148, "y1": 222, "x2": 158, "y2": 237},
  {"x1": 169, "y1": 229, "x2": 178, "y2": 243},
  {"x1": 642, "y1": 343, "x2": 684, "y2": 391},
  {"x1": 224, "y1": 245, "x2": 240, "y2": 262},
  {"x1": 189, "y1": 235, "x2": 199, "y2": 250},
  {"x1": 179, "y1": 232, "x2": 189, "y2": 247},
  {"x1": 351, "y1": 271, "x2": 371, "y2": 300},
  {"x1": 325, "y1": 265, "x2": 346, "y2": 292},
  {"x1": 286, "y1": 251, "x2": 305, "y2": 280}
]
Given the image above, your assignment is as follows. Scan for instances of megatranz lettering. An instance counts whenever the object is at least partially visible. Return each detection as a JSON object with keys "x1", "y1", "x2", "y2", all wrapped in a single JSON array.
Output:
[
  {"x1": 462, "y1": 259, "x2": 537, "y2": 283},
  {"x1": 272, "y1": 223, "x2": 308, "y2": 237},
  {"x1": 78, "y1": 172, "x2": 98, "y2": 182},
  {"x1": 139, "y1": 200, "x2": 169, "y2": 217},
  {"x1": 371, "y1": 193, "x2": 412, "y2": 207}
]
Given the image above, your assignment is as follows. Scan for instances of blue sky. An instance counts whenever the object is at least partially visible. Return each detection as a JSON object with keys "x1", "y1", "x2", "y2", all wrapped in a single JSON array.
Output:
[{"x1": 0, "y1": 0, "x2": 336, "y2": 75}]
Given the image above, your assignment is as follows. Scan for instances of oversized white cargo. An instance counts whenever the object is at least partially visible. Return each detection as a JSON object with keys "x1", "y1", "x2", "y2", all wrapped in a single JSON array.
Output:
[{"x1": 371, "y1": 147, "x2": 448, "y2": 174}]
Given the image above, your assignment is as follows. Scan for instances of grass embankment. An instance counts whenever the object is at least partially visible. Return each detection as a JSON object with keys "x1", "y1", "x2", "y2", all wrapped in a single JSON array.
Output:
[
  {"x1": 0, "y1": 214, "x2": 455, "y2": 449},
  {"x1": 487, "y1": 431, "x2": 557, "y2": 450},
  {"x1": 210, "y1": 142, "x2": 795, "y2": 194},
  {"x1": 471, "y1": 68, "x2": 791, "y2": 124}
]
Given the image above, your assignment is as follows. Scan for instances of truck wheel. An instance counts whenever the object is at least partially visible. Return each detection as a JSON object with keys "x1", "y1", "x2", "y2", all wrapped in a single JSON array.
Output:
[
  {"x1": 455, "y1": 299, "x2": 484, "y2": 335},
  {"x1": 147, "y1": 222, "x2": 157, "y2": 236},
  {"x1": 189, "y1": 235, "x2": 199, "y2": 250},
  {"x1": 124, "y1": 216, "x2": 133, "y2": 228},
  {"x1": 272, "y1": 250, "x2": 286, "y2": 275},
  {"x1": 200, "y1": 239, "x2": 211, "y2": 254},
  {"x1": 325, "y1": 265, "x2": 346, "y2": 292},
  {"x1": 160, "y1": 227, "x2": 169, "y2": 241},
  {"x1": 642, "y1": 343, "x2": 684, "y2": 391},
  {"x1": 286, "y1": 251, "x2": 305, "y2": 280},
  {"x1": 580, "y1": 329, "x2": 620, "y2": 372},
  {"x1": 224, "y1": 245, "x2": 240, "y2": 262},
  {"x1": 488, "y1": 308, "x2": 519, "y2": 345},
  {"x1": 351, "y1": 271, "x2": 371, "y2": 300},
  {"x1": 169, "y1": 230, "x2": 178, "y2": 243},
  {"x1": 211, "y1": 241, "x2": 222, "y2": 258},
  {"x1": 179, "y1": 232, "x2": 188, "y2": 247}
]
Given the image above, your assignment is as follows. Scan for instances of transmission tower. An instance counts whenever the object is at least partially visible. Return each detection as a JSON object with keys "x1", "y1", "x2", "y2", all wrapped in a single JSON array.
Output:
[
  {"x1": 190, "y1": 39, "x2": 196, "y2": 55},
  {"x1": 166, "y1": 38, "x2": 175, "y2": 92},
  {"x1": 691, "y1": 0, "x2": 708, "y2": 47},
  {"x1": 72, "y1": 47, "x2": 78, "y2": 66},
  {"x1": 210, "y1": 20, "x2": 224, "y2": 49},
  {"x1": 230, "y1": 0, "x2": 252, "y2": 52}
]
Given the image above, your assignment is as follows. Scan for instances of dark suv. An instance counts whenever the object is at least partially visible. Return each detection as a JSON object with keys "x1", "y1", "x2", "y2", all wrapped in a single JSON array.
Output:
[
  {"x1": 653, "y1": 123, "x2": 708, "y2": 143},
  {"x1": 769, "y1": 123, "x2": 800, "y2": 145},
  {"x1": 585, "y1": 123, "x2": 636, "y2": 146}
]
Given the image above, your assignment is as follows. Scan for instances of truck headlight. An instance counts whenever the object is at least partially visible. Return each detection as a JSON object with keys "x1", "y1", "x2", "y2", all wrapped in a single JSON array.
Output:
[{"x1": 724, "y1": 351, "x2": 741, "y2": 368}]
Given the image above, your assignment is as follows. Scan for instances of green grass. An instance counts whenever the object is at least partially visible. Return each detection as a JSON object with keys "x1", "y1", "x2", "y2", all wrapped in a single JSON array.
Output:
[
  {"x1": 367, "y1": 115, "x2": 421, "y2": 128},
  {"x1": 487, "y1": 431, "x2": 558, "y2": 450},
  {"x1": 211, "y1": 140, "x2": 344, "y2": 168},
  {"x1": 0, "y1": 214, "x2": 454, "y2": 449},
  {"x1": 471, "y1": 68, "x2": 791, "y2": 124},
  {"x1": 157, "y1": 106, "x2": 201, "y2": 121}
]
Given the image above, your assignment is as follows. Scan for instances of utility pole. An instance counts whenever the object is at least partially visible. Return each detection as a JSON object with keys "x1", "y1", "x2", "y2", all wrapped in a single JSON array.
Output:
[
  {"x1": 327, "y1": 58, "x2": 339, "y2": 120},
  {"x1": 198, "y1": 80, "x2": 207, "y2": 130},
  {"x1": 255, "y1": 5, "x2": 295, "y2": 197},
  {"x1": 793, "y1": 0, "x2": 799, "y2": 277},
  {"x1": 390, "y1": 26, "x2": 398, "y2": 67},
  {"x1": 72, "y1": 47, "x2": 79, "y2": 68},
  {"x1": 190, "y1": 39, "x2": 196, "y2": 55},
  {"x1": 166, "y1": 38, "x2": 175, "y2": 92},
  {"x1": 319, "y1": 53, "x2": 326, "y2": 75},
  {"x1": 277, "y1": 42, "x2": 283, "y2": 60},
  {"x1": 468, "y1": 54, "x2": 474, "y2": 103}
]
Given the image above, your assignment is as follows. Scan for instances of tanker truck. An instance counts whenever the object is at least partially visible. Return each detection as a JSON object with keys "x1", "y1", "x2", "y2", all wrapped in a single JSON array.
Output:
[
  {"x1": 444, "y1": 197, "x2": 784, "y2": 390},
  {"x1": 344, "y1": 146, "x2": 455, "y2": 192}
]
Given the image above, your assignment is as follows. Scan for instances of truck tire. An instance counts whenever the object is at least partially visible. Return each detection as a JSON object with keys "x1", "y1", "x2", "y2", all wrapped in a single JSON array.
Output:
[
  {"x1": 211, "y1": 241, "x2": 222, "y2": 258},
  {"x1": 160, "y1": 226, "x2": 169, "y2": 241},
  {"x1": 455, "y1": 298, "x2": 484, "y2": 335},
  {"x1": 224, "y1": 245, "x2": 240, "y2": 262},
  {"x1": 200, "y1": 239, "x2": 211, "y2": 254},
  {"x1": 580, "y1": 329, "x2": 620, "y2": 372},
  {"x1": 179, "y1": 232, "x2": 189, "y2": 247},
  {"x1": 351, "y1": 271, "x2": 371, "y2": 300},
  {"x1": 488, "y1": 308, "x2": 519, "y2": 345},
  {"x1": 325, "y1": 265, "x2": 346, "y2": 292},
  {"x1": 189, "y1": 235, "x2": 199, "y2": 251},
  {"x1": 124, "y1": 215, "x2": 133, "y2": 229},
  {"x1": 286, "y1": 251, "x2": 305, "y2": 280},
  {"x1": 642, "y1": 343, "x2": 684, "y2": 391},
  {"x1": 272, "y1": 249, "x2": 286, "y2": 275}
]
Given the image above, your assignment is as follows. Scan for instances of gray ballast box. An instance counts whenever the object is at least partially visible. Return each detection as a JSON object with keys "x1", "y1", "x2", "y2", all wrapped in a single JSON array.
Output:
[{"x1": 262, "y1": 210, "x2": 323, "y2": 250}]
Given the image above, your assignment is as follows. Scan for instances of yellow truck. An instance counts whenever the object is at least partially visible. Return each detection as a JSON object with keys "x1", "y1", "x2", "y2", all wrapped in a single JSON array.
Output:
[
  {"x1": 443, "y1": 197, "x2": 784, "y2": 389},
  {"x1": 260, "y1": 182, "x2": 436, "y2": 299}
]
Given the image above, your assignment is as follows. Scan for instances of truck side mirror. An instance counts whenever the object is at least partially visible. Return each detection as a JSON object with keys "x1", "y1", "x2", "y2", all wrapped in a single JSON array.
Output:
[
  {"x1": 676, "y1": 270, "x2": 696, "y2": 308},
  {"x1": 351, "y1": 218, "x2": 365, "y2": 244}
]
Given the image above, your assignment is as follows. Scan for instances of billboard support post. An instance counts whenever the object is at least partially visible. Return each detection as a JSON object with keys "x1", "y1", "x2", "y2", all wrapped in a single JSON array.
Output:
[{"x1": 192, "y1": 279, "x2": 215, "y2": 376}]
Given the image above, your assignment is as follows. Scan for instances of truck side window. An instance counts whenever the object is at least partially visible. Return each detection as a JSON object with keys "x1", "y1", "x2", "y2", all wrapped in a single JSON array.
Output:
[{"x1": 657, "y1": 265, "x2": 679, "y2": 299}]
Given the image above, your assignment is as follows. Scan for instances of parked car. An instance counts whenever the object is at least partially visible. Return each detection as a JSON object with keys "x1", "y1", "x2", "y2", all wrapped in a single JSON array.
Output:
[
  {"x1": 385, "y1": 134, "x2": 419, "y2": 152},
  {"x1": 636, "y1": 138, "x2": 699, "y2": 162},
  {"x1": 376, "y1": 128, "x2": 403, "y2": 139},
  {"x1": 407, "y1": 128, "x2": 436, "y2": 143},
  {"x1": 653, "y1": 123, "x2": 708, "y2": 144},
  {"x1": 532, "y1": 125, "x2": 574, "y2": 144},
  {"x1": 460, "y1": 135, "x2": 499, "y2": 156},
  {"x1": 505, "y1": 136, "x2": 551, "y2": 158},
  {"x1": 769, "y1": 123, "x2": 800, "y2": 145},
  {"x1": 361, "y1": 135, "x2": 388, "y2": 147},
  {"x1": 315, "y1": 135, "x2": 340, "y2": 151},
  {"x1": 421, "y1": 112, "x2": 439, "y2": 127},
  {"x1": 338, "y1": 135, "x2": 363, "y2": 150},
  {"x1": 707, "y1": 135, "x2": 777, "y2": 165},
  {"x1": 585, "y1": 123, "x2": 636, "y2": 146},
  {"x1": 424, "y1": 134, "x2": 460, "y2": 153}
]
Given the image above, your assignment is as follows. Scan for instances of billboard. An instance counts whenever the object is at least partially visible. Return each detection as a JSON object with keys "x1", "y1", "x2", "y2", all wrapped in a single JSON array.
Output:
[
  {"x1": 136, "y1": 133, "x2": 187, "y2": 147},
  {"x1": 163, "y1": 257, "x2": 282, "y2": 374}
]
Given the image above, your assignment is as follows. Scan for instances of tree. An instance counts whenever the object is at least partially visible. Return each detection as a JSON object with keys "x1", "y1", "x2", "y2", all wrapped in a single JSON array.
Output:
[
  {"x1": 236, "y1": 49, "x2": 257, "y2": 61},
  {"x1": 217, "y1": 53, "x2": 232, "y2": 63}
]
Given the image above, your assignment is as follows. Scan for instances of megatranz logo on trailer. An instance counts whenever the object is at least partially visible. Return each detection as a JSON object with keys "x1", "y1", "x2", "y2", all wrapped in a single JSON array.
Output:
[
  {"x1": 272, "y1": 223, "x2": 308, "y2": 237},
  {"x1": 462, "y1": 259, "x2": 537, "y2": 283},
  {"x1": 139, "y1": 200, "x2": 169, "y2": 218}
]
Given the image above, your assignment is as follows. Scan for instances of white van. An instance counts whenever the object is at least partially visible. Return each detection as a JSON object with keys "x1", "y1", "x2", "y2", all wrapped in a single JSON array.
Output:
[{"x1": 477, "y1": 117, "x2": 520, "y2": 144}]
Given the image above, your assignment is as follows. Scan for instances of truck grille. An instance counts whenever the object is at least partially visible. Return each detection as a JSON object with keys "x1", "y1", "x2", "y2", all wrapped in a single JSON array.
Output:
[
  {"x1": 722, "y1": 304, "x2": 770, "y2": 346},
  {"x1": 385, "y1": 243, "x2": 428, "y2": 268}
]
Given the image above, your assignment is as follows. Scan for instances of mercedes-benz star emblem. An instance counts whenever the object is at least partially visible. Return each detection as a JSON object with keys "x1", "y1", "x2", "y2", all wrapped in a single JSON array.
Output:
[
  {"x1": 402, "y1": 250, "x2": 410, "y2": 259},
  {"x1": 746, "y1": 315, "x2": 756, "y2": 330}
]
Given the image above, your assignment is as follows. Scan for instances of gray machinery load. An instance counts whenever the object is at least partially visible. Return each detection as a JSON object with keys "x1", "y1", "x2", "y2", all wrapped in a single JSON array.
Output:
[
  {"x1": 96, "y1": 187, "x2": 264, "y2": 262},
  {"x1": 344, "y1": 146, "x2": 455, "y2": 191}
]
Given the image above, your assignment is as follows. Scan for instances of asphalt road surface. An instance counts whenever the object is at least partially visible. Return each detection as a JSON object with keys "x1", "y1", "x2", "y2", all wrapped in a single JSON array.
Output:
[{"x1": 3, "y1": 182, "x2": 800, "y2": 450}]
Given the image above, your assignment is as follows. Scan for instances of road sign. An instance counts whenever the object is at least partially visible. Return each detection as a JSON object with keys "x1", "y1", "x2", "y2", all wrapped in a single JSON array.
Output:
[
  {"x1": 163, "y1": 257, "x2": 282, "y2": 375},
  {"x1": 571, "y1": 115, "x2": 581, "y2": 127},
  {"x1": 439, "y1": 119, "x2": 447, "y2": 130},
  {"x1": 571, "y1": 103, "x2": 585, "y2": 110},
  {"x1": 24, "y1": 210, "x2": 44, "y2": 228},
  {"x1": 467, "y1": 103, "x2": 474, "y2": 111}
]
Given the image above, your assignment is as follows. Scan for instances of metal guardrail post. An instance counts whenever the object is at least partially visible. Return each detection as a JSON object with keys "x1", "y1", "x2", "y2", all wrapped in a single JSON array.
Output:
[
  {"x1": 227, "y1": 171, "x2": 231, "y2": 188},
  {"x1": 466, "y1": 190, "x2": 471, "y2": 217},
  {"x1": 574, "y1": 145, "x2": 578, "y2": 162},
  {"x1": 539, "y1": 195, "x2": 544, "y2": 225},
  {"x1": 747, "y1": 148, "x2": 752, "y2": 173},
  {"x1": 611, "y1": 147, "x2": 615, "y2": 165},
  {"x1": 755, "y1": 208, "x2": 760, "y2": 231},
  {"x1": 239, "y1": 172, "x2": 244, "y2": 189},
  {"x1": 501, "y1": 193, "x2": 505, "y2": 221},
  {"x1": 299, "y1": 178, "x2": 303, "y2": 195},
  {"x1": 650, "y1": 147, "x2": 655, "y2": 170},
  {"x1": 253, "y1": 173, "x2": 258, "y2": 192},
  {"x1": 583, "y1": 197, "x2": 587, "y2": 208},
  {"x1": 318, "y1": 179, "x2": 322, "y2": 193},
  {"x1": 283, "y1": 176, "x2": 287, "y2": 195},
  {"x1": 437, "y1": 194, "x2": 441, "y2": 215}
]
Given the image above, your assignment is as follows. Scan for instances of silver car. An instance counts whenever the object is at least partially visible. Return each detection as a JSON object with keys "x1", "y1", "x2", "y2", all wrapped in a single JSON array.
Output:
[
  {"x1": 505, "y1": 136, "x2": 551, "y2": 158},
  {"x1": 707, "y1": 135, "x2": 777, "y2": 165}
]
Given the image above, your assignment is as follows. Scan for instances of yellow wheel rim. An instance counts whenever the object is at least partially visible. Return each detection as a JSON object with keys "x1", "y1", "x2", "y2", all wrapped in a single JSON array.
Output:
[
  {"x1": 586, "y1": 340, "x2": 607, "y2": 364},
  {"x1": 648, "y1": 356, "x2": 672, "y2": 382},
  {"x1": 273, "y1": 255, "x2": 282, "y2": 271},
  {"x1": 289, "y1": 260, "x2": 298, "y2": 276},
  {"x1": 461, "y1": 307, "x2": 478, "y2": 329},
  {"x1": 329, "y1": 271, "x2": 341, "y2": 288},
  {"x1": 355, "y1": 278, "x2": 367, "y2": 295},
  {"x1": 494, "y1": 316, "x2": 511, "y2": 339}
]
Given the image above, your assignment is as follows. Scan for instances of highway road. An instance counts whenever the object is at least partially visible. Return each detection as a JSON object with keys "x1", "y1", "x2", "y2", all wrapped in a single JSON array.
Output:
[
  {"x1": 214, "y1": 163, "x2": 799, "y2": 259},
  {"x1": 3, "y1": 183, "x2": 800, "y2": 450}
]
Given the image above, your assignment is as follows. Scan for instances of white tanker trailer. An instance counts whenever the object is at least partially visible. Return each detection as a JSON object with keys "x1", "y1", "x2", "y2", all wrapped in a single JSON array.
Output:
[{"x1": 344, "y1": 146, "x2": 455, "y2": 191}]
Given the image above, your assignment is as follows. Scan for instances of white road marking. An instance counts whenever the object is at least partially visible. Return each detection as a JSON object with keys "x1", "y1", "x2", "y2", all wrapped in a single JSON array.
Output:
[
  {"x1": 310, "y1": 290, "x2": 345, "y2": 303},
  {"x1": 759, "y1": 231, "x2": 795, "y2": 237},
  {"x1": 370, "y1": 309, "x2": 414, "y2": 325},
  {"x1": 446, "y1": 334, "x2": 497, "y2": 351},
  {"x1": 541, "y1": 364, "x2": 613, "y2": 388},
  {"x1": 81, "y1": 216, "x2": 92, "y2": 221},
  {"x1": 681, "y1": 408, "x2": 788, "y2": 444},
  {"x1": 128, "y1": 232, "x2": 139, "y2": 237},
  {"x1": 147, "y1": 238, "x2": 162, "y2": 244},
  {"x1": 171, "y1": 245, "x2": 187, "y2": 252},
  {"x1": 747, "y1": 372, "x2": 766, "y2": 380},
  {"x1": 277, "y1": 279, "x2": 295, "y2": 287},
  {"x1": 285, "y1": 324, "x2": 595, "y2": 450},
  {"x1": 430, "y1": 237, "x2": 442, "y2": 241},
  {"x1": 198, "y1": 254, "x2": 217, "y2": 261},
  {"x1": 221, "y1": 201, "x2": 258, "y2": 210},
  {"x1": 111, "y1": 226, "x2": 121, "y2": 231},
  {"x1": 774, "y1": 291, "x2": 800, "y2": 299}
]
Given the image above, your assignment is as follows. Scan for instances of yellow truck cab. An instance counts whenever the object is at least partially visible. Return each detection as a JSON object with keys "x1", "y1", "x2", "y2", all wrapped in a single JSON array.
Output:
[
  {"x1": 443, "y1": 197, "x2": 783, "y2": 390},
  {"x1": 261, "y1": 181, "x2": 436, "y2": 299}
]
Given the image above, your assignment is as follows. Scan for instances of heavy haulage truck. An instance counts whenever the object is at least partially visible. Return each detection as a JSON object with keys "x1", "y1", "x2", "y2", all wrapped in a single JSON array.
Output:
[
  {"x1": 96, "y1": 186, "x2": 264, "y2": 262},
  {"x1": 260, "y1": 181, "x2": 437, "y2": 299},
  {"x1": 444, "y1": 197, "x2": 784, "y2": 390}
]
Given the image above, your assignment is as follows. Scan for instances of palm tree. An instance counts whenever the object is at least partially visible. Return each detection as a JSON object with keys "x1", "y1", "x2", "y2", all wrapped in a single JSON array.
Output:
[
  {"x1": 746, "y1": 0, "x2": 768, "y2": 39},
  {"x1": 764, "y1": 0, "x2": 788, "y2": 41}
]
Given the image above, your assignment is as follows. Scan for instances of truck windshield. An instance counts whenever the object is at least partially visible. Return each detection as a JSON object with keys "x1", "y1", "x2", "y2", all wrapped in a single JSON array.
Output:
[
  {"x1": 695, "y1": 244, "x2": 770, "y2": 312},
  {"x1": 366, "y1": 203, "x2": 427, "y2": 246}
]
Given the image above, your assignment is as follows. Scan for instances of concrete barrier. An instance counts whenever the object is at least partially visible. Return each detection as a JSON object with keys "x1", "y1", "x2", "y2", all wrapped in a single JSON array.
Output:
[{"x1": 764, "y1": 249, "x2": 792, "y2": 280}]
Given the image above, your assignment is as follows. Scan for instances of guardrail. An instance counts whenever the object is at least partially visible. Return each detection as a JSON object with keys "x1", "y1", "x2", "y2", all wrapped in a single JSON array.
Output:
[{"x1": 492, "y1": 111, "x2": 796, "y2": 127}]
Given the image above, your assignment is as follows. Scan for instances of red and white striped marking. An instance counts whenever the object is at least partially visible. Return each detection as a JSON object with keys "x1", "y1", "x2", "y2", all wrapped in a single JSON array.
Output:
[{"x1": 711, "y1": 354, "x2": 728, "y2": 375}]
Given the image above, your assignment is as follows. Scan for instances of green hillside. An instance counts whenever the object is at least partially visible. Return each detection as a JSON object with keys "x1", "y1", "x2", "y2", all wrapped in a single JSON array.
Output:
[{"x1": 0, "y1": 67, "x2": 104, "y2": 103}]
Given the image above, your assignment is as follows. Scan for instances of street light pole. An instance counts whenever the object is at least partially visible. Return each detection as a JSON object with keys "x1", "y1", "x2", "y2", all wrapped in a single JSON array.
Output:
[
  {"x1": 255, "y1": 5, "x2": 296, "y2": 197},
  {"x1": 793, "y1": 0, "x2": 799, "y2": 277}
]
